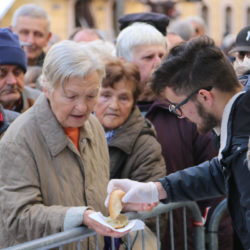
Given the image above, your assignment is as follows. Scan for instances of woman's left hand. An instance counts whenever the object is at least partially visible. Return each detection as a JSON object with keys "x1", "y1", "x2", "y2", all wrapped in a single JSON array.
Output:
[{"x1": 83, "y1": 209, "x2": 129, "y2": 237}]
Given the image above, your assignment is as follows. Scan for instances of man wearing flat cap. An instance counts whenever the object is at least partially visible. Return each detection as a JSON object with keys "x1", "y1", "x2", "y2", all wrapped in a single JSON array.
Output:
[
  {"x1": 230, "y1": 25, "x2": 250, "y2": 91},
  {"x1": 0, "y1": 28, "x2": 41, "y2": 113},
  {"x1": 119, "y1": 12, "x2": 169, "y2": 36}
]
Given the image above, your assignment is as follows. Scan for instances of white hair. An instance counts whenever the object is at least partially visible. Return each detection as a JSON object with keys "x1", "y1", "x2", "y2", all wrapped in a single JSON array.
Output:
[
  {"x1": 168, "y1": 20, "x2": 195, "y2": 41},
  {"x1": 41, "y1": 40, "x2": 105, "y2": 90},
  {"x1": 186, "y1": 16, "x2": 206, "y2": 30},
  {"x1": 12, "y1": 4, "x2": 51, "y2": 33},
  {"x1": 116, "y1": 22, "x2": 167, "y2": 62},
  {"x1": 81, "y1": 40, "x2": 117, "y2": 60}
]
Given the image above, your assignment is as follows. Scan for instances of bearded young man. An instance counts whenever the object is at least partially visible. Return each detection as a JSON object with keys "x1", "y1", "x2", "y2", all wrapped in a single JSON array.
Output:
[{"x1": 106, "y1": 36, "x2": 250, "y2": 249}]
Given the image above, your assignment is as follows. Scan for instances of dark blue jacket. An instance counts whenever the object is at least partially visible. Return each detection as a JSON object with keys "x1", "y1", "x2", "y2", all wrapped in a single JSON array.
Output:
[
  {"x1": 159, "y1": 90, "x2": 250, "y2": 249},
  {"x1": 239, "y1": 69, "x2": 250, "y2": 91}
]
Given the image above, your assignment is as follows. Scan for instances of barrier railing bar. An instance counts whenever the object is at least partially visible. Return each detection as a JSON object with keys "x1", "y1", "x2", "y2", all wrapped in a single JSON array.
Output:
[
  {"x1": 183, "y1": 207, "x2": 187, "y2": 250},
  {"x1": 156, "y1": 215, "x2": 161, "y2": 250},
  {"x1": 193, "y1": 225, "x2": 205, "y2": 250},
  {"x1": 170, "y1": 210, "x2": 174, "y2": 250},
  {"x1": 95, "y1": 234, "x2": 99, "y2": 250},
  {"x1": 3, "y1": 201, "x2": 204, "y2": 250},
  {"x1": 111, "y1": 237, "x2": 115, "y2": 250},
  {"x1": 77, "y1": 240, "x2": 81, "y2": 250},
  {"x1": 207, "y1": 199, "x2": 227, "y2": 250},
  {"x1": 126, "y1": 232, "x2": 131, "y2": 250},
  {"x1": 3, "y1": 227, "x2": 96, "y2": 250},
  {"x1": 141, "y1": 229, "x2": 145, "y2": 250},
  {"x1": 126, "y1": 202, "x2": 202, "y2": 222}
]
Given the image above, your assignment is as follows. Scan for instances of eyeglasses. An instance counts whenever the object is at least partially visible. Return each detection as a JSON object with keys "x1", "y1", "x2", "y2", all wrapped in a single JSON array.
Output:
[{"x1": 169, "y1": 86, "x2": 212, "y2": 118}]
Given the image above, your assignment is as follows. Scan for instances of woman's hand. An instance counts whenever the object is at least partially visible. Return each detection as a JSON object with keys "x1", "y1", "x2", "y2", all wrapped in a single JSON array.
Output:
[{"x1": 83, "y1": 209, "x2": 129, "y2": 237}]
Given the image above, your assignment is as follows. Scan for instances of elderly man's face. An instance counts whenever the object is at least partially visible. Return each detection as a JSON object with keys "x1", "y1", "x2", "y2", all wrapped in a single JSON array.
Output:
[
  {"x1": 0, "y1": 65, "x2": 24, "y2": 109},
  {"x1": 133, "y1": 44, "x2": 165, "y2": 84},
  {"x1": 94, "y1": 80, "x2": 134, "y2": 131},
  {"x1": 44, "y1": 72, "x2": 100, "y2": 128},
  {"x1": 13, "y1": 16, "x2": 51, "y2": 65}
]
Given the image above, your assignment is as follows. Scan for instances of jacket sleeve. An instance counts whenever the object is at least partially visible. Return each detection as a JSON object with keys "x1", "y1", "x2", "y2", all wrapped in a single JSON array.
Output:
[
  {"x1": 159, "y1": 157, "x2": 226, "y2": 203},
  {"x1": 125, "y1": 133, "x2": 166, "y2": 182},
  {"x1": 0, "y1": 140, "x2": 70, "y2": 242},
  {"x1": 231, "y1": 146, "x2": 250, "y2": 236}
]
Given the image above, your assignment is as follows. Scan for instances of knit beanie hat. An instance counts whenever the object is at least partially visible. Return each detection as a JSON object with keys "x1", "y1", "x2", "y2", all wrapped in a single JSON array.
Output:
[{"x1": 0, "y1": 28, "x2": 27, "y2": 72}]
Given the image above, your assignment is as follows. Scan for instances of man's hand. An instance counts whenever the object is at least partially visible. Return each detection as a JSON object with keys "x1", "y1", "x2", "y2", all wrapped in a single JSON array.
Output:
[
  {"x1": 105, "y1": 179, "x2": 159, "y2": 207},
  {"x1": 123, "y1": 202, "x2": 159, "y2": 212},
  {"x1": 83, "y1": 210, "x2": 129, "y2": 237}
]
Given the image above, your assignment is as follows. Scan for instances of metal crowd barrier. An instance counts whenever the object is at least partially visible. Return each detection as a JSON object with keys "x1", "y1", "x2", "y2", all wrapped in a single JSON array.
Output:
[
  {"x1": 3, "y1": 201, "x2": 208, "y2": 250},
  {"x1": 207, "y1": 199, "x2": 228, "y2": 250}
]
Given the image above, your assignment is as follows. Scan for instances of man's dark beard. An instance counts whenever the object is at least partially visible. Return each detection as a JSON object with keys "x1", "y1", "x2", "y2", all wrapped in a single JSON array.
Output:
[{"x1": 196, "y1": 102, "x2": 219, "y2": 134}]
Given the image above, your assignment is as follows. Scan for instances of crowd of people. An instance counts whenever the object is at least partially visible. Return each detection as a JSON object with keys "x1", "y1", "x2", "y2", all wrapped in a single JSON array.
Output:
[{"x1": 0, "y1": 3, "x2": 250, "y2": 250}]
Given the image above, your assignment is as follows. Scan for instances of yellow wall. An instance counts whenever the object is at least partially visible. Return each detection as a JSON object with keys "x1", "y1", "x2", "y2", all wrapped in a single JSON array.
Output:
[
  {"x1": 1, "y1": 0, "x2": 249, "y2": 43},
  {"x1": 178, "y1": 0, "x2": 249, "y2": 44}
]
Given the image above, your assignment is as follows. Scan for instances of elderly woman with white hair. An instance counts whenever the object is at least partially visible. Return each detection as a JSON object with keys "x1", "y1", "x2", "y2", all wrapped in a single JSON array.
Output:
[{"x1": 0, "y1": 40, "x2": 127, "y2": 249}]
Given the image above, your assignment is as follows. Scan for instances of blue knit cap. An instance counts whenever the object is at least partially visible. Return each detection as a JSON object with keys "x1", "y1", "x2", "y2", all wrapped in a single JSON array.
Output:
[{"x1": 0, "y1": 28, "x2": 27, "y2": 72}]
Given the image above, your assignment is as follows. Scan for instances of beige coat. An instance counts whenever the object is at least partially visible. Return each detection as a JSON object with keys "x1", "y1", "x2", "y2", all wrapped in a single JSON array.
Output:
[
  {"x1": 0, "y1": 94, "x2": 109, "y2": 249},
  {"x1": 109, "y1": 106, "x2": 166, "y2": 181}
]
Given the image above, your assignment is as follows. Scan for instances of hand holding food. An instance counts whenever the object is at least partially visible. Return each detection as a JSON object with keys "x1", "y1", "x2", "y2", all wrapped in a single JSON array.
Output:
[{"x1": 106, "y1": 179, "x2": 159, "y2": 204}]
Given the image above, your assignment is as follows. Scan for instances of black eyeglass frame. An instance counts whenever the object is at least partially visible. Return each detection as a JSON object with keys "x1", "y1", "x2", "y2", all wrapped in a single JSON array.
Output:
[{"x1": 169, "y1": 86, "x2": 213, "y2": 117}]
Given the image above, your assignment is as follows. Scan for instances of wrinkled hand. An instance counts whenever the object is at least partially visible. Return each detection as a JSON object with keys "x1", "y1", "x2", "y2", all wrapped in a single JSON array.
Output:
[
  {"x1": 83, "y1": 210, "x2": 129, "y2": 237},
  {"x1": 105, "y1": 179, "x2": 159, "y2": 206}
]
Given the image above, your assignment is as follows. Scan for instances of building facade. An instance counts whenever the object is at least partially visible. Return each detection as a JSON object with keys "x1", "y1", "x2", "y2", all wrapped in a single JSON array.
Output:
[{"x1": 0, "y1": 0, "x2": 249, "y2": 44}]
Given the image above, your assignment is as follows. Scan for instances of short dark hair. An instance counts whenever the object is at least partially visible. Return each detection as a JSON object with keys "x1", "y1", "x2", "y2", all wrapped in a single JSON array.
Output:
[
  {"x1": 151, "y1": 36, "x2": 240, "y2": 96},
  {"x1": 102, "y1": 59, "x2": 142, "y2": 103}
]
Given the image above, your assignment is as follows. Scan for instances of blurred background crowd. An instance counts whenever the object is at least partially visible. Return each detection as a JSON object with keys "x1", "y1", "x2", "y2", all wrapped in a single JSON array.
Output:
[{"x1": 1, "y1": 0, "x2": 249, "y2": 45}]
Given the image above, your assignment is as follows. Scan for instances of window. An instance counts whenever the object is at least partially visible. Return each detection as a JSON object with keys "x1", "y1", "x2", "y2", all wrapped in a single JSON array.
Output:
[
  {"x1": 225, "y1": 6, "x2": 232, "y2": 36},
  {"x1": 247, "y1": 7, "x2": 250, "y2": 26}
]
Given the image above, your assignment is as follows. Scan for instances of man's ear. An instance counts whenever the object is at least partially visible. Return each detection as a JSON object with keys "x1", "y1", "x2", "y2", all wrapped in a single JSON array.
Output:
[
  {"x1": 43, "y1": 87, "x2": 50, "y2": 99},
  {"x1": 197, "y1": 88, "x2": 213, "y2": 107}
]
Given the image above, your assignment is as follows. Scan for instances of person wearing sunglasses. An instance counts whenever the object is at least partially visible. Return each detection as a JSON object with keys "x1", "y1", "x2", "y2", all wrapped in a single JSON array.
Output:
[{"x1": 106, "y1": 36, "x2": 250, "y2": 250}]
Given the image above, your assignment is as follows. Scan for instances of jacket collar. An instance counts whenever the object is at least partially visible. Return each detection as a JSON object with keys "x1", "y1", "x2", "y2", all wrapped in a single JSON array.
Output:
[
  {"x1": 109, "y1": 106, "x2": 145, "y2": 154},
  {"x1": 218, "y1": 91, "x2": 245, "y2": 160},
  {"x1": 34, "y1": 94, "x2": 94, "y2": 156},
  {"x1": 144, "y1": 98, "x2": 170, "y2": 115}
]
